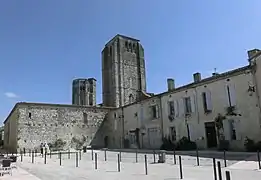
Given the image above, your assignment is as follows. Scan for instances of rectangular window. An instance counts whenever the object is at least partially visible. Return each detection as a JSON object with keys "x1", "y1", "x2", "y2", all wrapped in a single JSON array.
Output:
[
  {"x1": 169, "y1": 126, "x2": 176, "y2": 142},
  {"x1": 226, "y1": 84, "x2": 236, "y2": 107},
  {"x1": 184, "y1": 97, "x2": 192, "y2": 114},
  {"x1": 80, "y1": 86, "x2": 86, "y2": 91},
  {"x1": 83, "y1": 113, "x2": 88, "y2": 124},
  {"x1": 168, "y1": 101, "x2": 175, "y2": 116},
  {"x1": 202, "y1": 91, "x2": 212, "y2": 113},
  {"x1": 150, "y1": 105, "x2": 159, "y2": 119},
  {"x1": 90, "y1": 85, "x2": 93, "y2": 93}
]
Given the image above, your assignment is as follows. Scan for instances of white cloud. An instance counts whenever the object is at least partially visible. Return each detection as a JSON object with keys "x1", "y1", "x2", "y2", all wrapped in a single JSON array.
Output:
[{"x1": 4, "y1": 92, "x2": 19, "y2": 98}]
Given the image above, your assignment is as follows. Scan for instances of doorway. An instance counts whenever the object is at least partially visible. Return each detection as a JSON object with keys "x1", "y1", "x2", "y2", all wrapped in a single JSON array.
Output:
[{"x1": 204, "y1": 122, "x2": 217, "y2": 148}]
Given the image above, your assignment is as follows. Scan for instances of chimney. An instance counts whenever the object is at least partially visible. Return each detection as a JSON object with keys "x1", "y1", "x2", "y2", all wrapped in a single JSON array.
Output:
[
  {"x1": 212, "y1": 72, "x2": 219, "y2": 76},
  {"x1": 247, "y1": 49, "x2": 260, "y2": 59},
  {"x1": 167, "y1": 78, "x2": 175, "y2": 91},
  {"x1": 193, "y1": 72, "x2": 201, "y2": 82}
]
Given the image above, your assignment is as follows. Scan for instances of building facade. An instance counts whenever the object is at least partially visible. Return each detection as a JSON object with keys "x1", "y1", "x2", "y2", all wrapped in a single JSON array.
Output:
[
  {"x1": 102, "y1": 35, "x2": 147, "y2": 108},
  {"x1": 3, "y1": 34, "x2": 261, "y2": 152},
  {"x1": 72, "y1": 78, "x2": 96, "y2": 106},
  {"x1": 101, "y1": 49, "x2": 261, "y2": 151}
]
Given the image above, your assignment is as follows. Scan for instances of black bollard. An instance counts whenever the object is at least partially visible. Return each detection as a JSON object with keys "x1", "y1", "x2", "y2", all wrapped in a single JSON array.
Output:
[
  {"x1": 95, "y1": 153, "x2": 98, "y2": 170},
  {"x1": 144, "y1": 155, "x2": 148, "y2": 175},
  {"x1": 44, "y1": 152, "x2": 47, "y2": 164},
  {"x1": 135, "y1": 150, "x2": 138, "y2": 163},
  {"x1": 257, "y1": 151, "x2": 261, "y2": 170},
  {"x1": 223, "y1": 150, "x2": 227, "y2": 167},
  {"x1": 59, "y1": 152, "x2": 62, "y2": 166},
  {"x1": 23, "y1": 148, "x2": 25, "y2": 155},
  {"x1": 105, "y1": 150, "x2": 107, "y2": 161},
  {"x1": 217, "y1": 161, "x2": 222, "y2": 180},
  {"x1": 173, "y1": 149, "x2": 176, "y2": 164},
  {"x1": 91, "y1": 149, "x2": 94, "y2": 160},
  {"x1": 32, "y1": 151, "x2": 34, "y2": 163},
  {"x1": 68, "y1": 150, "x2": 70, "y2": 159},
  {"x1": 119, "y1": 151, "x2": 122, "y2": 162},
  {"x1": 225, "y1": 171, "x2": 231, "y2": 180},
  {"x1": 153, "y1": 150, "x2": 156, "y2": 163},
  {"x1": 213, "y1": 158, "x2": 217, "y2": 180},
  {"x1": 21, "y1": 152, "x2": 23, "y2": 162},
  {"x1": 179, "y1": 156, "x2": 183, "y2": 179},
  {"x1": 117, "y1": 154, "x2": 120, "y2": 172},
  {"x1": 196, "y1": 148, "x2": 199, "y2": 166},
  {"x1": 76, "y1": 152, "x2": 79, "y2": 167}
]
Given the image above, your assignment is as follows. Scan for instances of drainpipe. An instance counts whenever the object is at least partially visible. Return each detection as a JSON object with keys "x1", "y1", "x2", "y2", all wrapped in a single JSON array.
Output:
[
  {"x1": 193, "y1": 87, "x2": 200, "y2": 124},
  {"x1": 159, "y1": 95, "x2": 164, "y2": 144},
  {"x1": 121, "y1": 107, "x2": 125, "y2": 148}
]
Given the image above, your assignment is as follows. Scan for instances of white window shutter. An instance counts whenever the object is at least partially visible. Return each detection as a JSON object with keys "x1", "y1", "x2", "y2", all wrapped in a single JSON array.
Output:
[
  {"x1": 224, "y1": 85, "x2": 230, "y2": 107},
  {"x1": 188, "y1": 124, "x2": 196, "y2": 141},
  {"x1": 223, "y1": 120, "x2": 230, "y2": 140},
  {"x1": 114, "y1": 119, "x2": 117, "y2": 130},
  {"x1": 174, "y1": 100, "x2": 179, "y2": 117},
  {"x1": 206, "y1": 90, "x2": 212, "y2": 110},
  {"x1": 167, "y1": 102, "x2": 170, "y2": 115},
  {"x1": 156, "y1": 105, "x2": 159, "y2": 118},
  {"x1": 179, "y1": 99, "x2": 184, "y2": 116},
  {"x1": 229, "y1": 84, "x2": 236, "y2": 106},
  {"x1": 190, "y1": 96, "x2": 195, "y2": 113},
  {"x1": 148, "y1": 106, "x2": 152, "y2": 119}
]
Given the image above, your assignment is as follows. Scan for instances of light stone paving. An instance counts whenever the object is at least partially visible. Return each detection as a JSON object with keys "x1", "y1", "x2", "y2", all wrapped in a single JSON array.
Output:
[{"x1": 2, "y1": 150, "x2": 261, "y2": 180}]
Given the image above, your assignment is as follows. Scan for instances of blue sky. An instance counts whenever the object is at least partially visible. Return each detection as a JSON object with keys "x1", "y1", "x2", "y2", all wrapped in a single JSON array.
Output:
[{"x1": 0, "y1": 0, "x2": 261, "y2": 124}]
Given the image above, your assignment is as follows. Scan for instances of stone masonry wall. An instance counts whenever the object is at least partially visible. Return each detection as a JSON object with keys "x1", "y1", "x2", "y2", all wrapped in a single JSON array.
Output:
[{"x1": 16, "y1": 103, "x2": 111, "y2": 151}]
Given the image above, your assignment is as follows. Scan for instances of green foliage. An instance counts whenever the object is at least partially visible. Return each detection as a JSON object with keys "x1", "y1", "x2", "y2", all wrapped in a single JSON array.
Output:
[
  {"x1": 123, "y1": 138, "x2": 130, "y2": 148},
  {"x1": 71, "y1": 136, "x2": 85, "y2": 149},
  {"x1": 214, "y1": 113, "x2": 226, "y2": 130},
  {"x1": 176, "y1": 137, "x2": 197, "y2": 151},
  {"x1": 160, "y1": 136, "x2": 197, "y2": 151},
  {"x1": 244, "y1": 137, "x2": 261, "y2": 152},
  {"x1": 226, "y1": 106, "x2": 237, "y2": 116},
  {"x1": 160, "y1": 136, "x2": 175, "y2": 151},
  {"x1": 49, "y1": 139, "x2": 66, "y2": 150},
  {"x1": 218, "y1": 140, "x2": 230, "y2": 151}
]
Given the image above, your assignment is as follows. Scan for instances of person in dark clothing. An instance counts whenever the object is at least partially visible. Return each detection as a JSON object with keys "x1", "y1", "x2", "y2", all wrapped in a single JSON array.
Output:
[{"x1": 40, "y1": 143, "x2": 43, "y2": 155}]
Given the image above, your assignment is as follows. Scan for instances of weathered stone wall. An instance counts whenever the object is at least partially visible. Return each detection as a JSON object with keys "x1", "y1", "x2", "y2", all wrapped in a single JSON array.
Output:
[{"x1": 16, "y1": 103, "x2": 111, "y2": 151}]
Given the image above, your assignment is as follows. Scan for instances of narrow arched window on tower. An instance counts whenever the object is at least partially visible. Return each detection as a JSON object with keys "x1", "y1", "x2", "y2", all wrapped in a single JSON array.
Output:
[
  {"x1": 125, "y1": 41, "x2": 128, "y2": 48},
  {"x1": 129, "y1": 43, "x2": 132, "y2": 52},
  {"x1": 109, "y1": 46, "x2": 112, "y2": 56}
]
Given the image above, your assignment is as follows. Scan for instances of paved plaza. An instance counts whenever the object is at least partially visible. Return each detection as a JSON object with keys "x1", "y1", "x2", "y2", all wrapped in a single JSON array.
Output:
[{"x1": 2, "y1": 150, "x2": 261, "y2": 180}]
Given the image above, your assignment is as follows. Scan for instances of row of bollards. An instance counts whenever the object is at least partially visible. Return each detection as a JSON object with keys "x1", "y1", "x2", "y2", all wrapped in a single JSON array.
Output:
[
  {"x1": 212, "y1": 158, "x2": 232, "y2": 180},
  {"x1": 18, "y1": 149, "x2": 261, "y2": 179}
]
